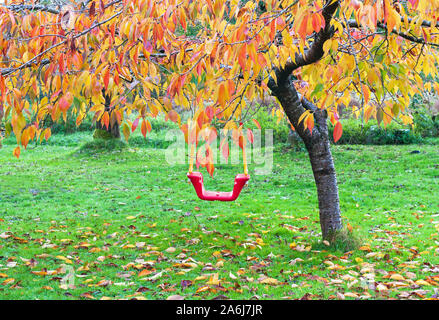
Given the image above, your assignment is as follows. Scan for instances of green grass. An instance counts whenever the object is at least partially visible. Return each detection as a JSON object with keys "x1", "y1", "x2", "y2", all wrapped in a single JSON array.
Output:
[{"x1": 0, "y1": 134, "x2": 438, "y2": 300}]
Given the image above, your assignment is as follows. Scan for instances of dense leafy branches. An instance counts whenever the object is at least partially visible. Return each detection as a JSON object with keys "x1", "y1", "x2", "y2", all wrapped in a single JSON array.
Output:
[{"x1": 0, "y1": 0, "x2": 438, "y2": 161}]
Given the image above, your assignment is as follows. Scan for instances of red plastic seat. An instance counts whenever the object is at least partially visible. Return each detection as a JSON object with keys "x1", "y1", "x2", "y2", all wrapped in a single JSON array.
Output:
[{"x1": 187, "y1": 172, "x2": 250, "y2": 201}]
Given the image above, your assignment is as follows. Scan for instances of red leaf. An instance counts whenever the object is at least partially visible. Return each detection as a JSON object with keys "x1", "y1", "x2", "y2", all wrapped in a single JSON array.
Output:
[
  {"x1": 58, "y1": 54, "x2": 65, "y2": 74},
  {"x1": 132, "y1": 117, "x2": 139, "y2": 132},
  {"x1": 422, "y1": 29, "x2": 428, "y2": 43},
  {"x1": 247, "y1": 128, "x2": 254, "y2": 144},
  {"x1": 144, "y1": 41, "x2": 153, "y2": 53},
  {"x1": 89, "y1": 1, "x2": 96, "y2": 17},
  {"x1": 103, "y1": 68, "x2": 110, "y2": 90},
  {"x1": 205, "y1": 106, "x2": 214, "y2": 121},
  {"x1": 333, "y1": 121, "x2": 343, "y2": 143},
  {"x1": 311, "y1": 14, "x2": 321, "y2": 33},
  {"x1": 221, "y1": 139, "x2": 229, "y2": 162},
  {"x1": 207, "y1": 127, "x2": 217, "y2": 144},
  {"x1": 408, "y1": 0, "x2": 418, "y2": 8},
  {"x1": 58, "y1": 97, "x2": 71, "y2": 112}
]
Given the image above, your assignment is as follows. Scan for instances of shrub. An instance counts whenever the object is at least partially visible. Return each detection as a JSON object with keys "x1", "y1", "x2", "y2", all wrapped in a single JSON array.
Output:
[
  {"x1": 412, "y1": 109, "x2": 439, "y2": 138},
  {"x1": 128, "y1": 135, "x2": 174, "y2": 149},
  {"x1": 93, "y1": 129, "x2": 115, "y2": 140},
  {"x1": 328, "y1": 119, "x2": 423, "y2": 145},
  {"x1": 41, "y1": 112, "x2": 94, "y2": 135}
]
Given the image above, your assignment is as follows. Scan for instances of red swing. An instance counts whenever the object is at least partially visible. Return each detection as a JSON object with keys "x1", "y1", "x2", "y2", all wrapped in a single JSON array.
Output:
[
  {"x1": 187, "y1": 172, "x2": 249, "y2": 201},
  {"x1": 187, "y1": 123, "x2": 249, "y2": 201}
]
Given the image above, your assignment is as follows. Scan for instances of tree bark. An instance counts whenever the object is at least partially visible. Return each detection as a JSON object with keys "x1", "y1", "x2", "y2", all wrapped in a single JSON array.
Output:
[
  {"x1": 270, "y1": 79, "x2": 342, "y2": 239},
  {"x1": 95, "y1": 92, "x2": 120, "y2": 139}
]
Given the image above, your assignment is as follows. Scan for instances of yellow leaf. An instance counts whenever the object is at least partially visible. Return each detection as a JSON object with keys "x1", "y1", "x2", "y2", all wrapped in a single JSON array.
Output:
[
  {"x1": 415, "y1": 280, "x2": 431, "y2": 286},
  {"x1": 259, "y1": 277, "x2": 280, "y2": 285},
  {"x1": 56, "y1": 256, "x2": 73, "y2": 264},
  {"x1": 138, "y1": 269, "x2": 152, "y2": 277},
  {"x1": 195, "y1": 285, "x2": 210, "y2": 293},
  {"x1": 1, "y1": 278, "x2": 14, "y2": 285},
  {"x1": 390, "y1": 274, "x2": 405, "y2": 281},
  {"x1": 206, "y1": 273, "x2": 220, "y2": 285}
]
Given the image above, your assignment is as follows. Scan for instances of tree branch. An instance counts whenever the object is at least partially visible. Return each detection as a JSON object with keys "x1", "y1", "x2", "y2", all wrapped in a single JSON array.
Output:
[
  {"x1": 268, "y1": 0, "x2": 340, "y2": 91},
  {"x1": 5, "y1": 4, "x2": 60, "y2": 14}
]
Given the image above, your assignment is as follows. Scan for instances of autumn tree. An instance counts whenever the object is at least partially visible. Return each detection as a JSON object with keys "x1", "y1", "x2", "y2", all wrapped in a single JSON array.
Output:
[{"x1": 1, "y1": 0, "x2": 438, "y2": 239}]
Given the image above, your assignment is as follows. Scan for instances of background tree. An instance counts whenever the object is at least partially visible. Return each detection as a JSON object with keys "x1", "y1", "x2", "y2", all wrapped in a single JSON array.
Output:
[{"x1": 0, "y1": 0, "x2": 438, "y2": 239}]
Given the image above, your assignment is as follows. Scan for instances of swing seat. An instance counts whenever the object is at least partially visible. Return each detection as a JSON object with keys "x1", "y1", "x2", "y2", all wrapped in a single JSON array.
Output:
[{"x1": 187, "y1": 172, "x2": 250, "y2": 201}]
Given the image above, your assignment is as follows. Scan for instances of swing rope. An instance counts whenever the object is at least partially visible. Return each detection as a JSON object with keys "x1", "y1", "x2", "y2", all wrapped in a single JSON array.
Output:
[{"x1": 188, "y1": 119, "x2": 195, "y2": 174}]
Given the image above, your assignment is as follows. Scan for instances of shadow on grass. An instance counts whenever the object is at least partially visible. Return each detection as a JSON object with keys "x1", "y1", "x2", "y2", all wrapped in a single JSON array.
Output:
[
  {"x1": 312, "y1": 228, "x2": 363, "y2": 253},
  {"x1": 74, "y1": 138, "x2": 128, "y2": 155}
]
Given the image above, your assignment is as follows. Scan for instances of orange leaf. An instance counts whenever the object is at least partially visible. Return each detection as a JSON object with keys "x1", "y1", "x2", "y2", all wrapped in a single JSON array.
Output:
[
  {"x1": 103, "y1": 68, "x2": 110, "y2": 90},
  {"x1": 306, "y1": 114, "x2": 314, "y2": 134},
  {"x1": 21, "y1": 129, "x2": 30, "y2": 149},
  {"x1": 238, "y1": 44, "x2": 247, "y2": 70},
  {"x1": 181, "y1": 124, "x2": 189, "y2": 144},
  {"x1": 206, "y1": 162, "x2": 214, "y2": 178},
  {"x1": 140, "y1": 119, "x2": 147, "y2": 138},
  {"x1": 238, "y1": 134, "x2": 246, "y2": 149},
  {"x1": 167, "y1": 110, "x2": 180, "y2": 125},
  {"x1": 311, "y1": 14, "x2": 322, "y2": 33},
  {"x1": 13, "y1": 146, "x2": 20, "y2": 159},
  {"x1": 217, "y1": 83, "x2": 226, "y2": 107},
  {"x1": 298, "y1": 15, "x2": 309, "y2": 41},
  {"x1": 44, "y1": 128, "x2": 52, "y2": 141},
  {"x1": 362, "y1": 85, "x2": 370, "y2": 105},
  {"x1": 102, "y1": 112, "x2": 109, "y2": 130},
  {"x1": 252, "y1": 119, "x2": 261, "y2": 130}
]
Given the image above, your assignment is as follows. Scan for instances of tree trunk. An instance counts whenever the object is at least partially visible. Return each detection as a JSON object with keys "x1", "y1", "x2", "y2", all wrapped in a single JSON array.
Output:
[
  {"x1": 305, "y1": 121, "x2": 342, "y2": 239},
  {"x1": 271, "y1": 79, "x2": 342, "y2": 239},
  {"x1": 95, "y1": 92, "x2": 120, "y2": 139}
]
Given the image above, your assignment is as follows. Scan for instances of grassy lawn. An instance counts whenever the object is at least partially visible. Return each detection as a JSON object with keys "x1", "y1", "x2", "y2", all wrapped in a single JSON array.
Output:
[{"x1": 0, "y1": 133, "x2": 438, "y2": 300}]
